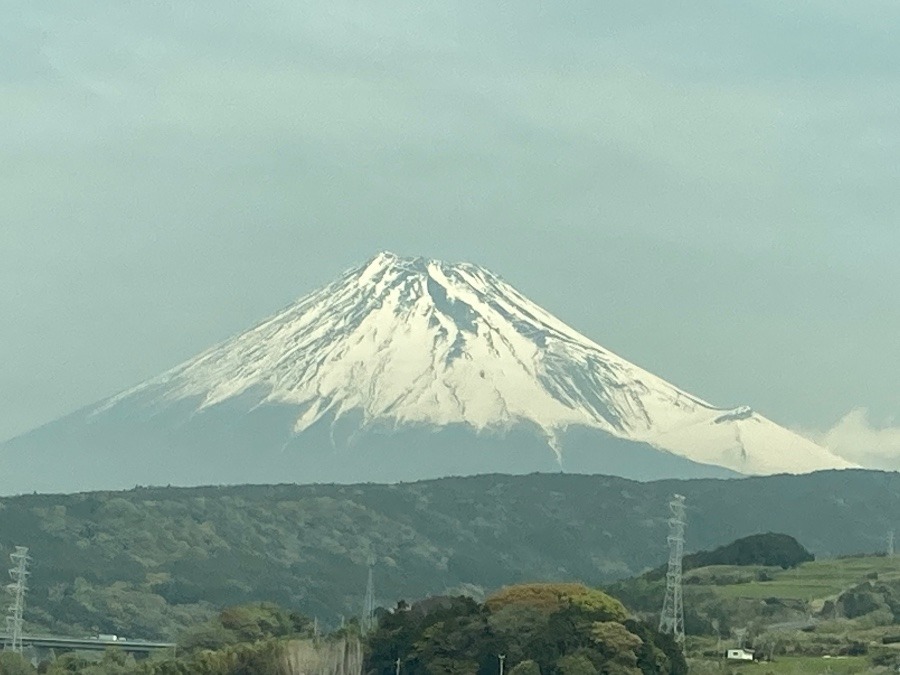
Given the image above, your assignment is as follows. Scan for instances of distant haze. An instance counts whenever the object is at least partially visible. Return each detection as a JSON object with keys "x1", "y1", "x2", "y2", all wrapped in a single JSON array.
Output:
[{"x1": 2, "y1": 1, "x2": 898, "y2": 469}]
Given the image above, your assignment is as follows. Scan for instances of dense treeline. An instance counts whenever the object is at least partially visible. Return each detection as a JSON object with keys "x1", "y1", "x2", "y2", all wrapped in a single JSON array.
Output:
[
  {"x1": 2, "y1": 586, "x2": 685, "y2": 675},
  {"x1": 639, "y1": 533, "x2": 814, "y2": 584},
  {"x1": 365, "y1": 583, "x2": 685, "y2": 675},
  {"x1": 3, "y1": 471, "x2": 900, "y2": 638},
  {"x1": 680, "y1": 533, "x2": 814, "y2": 572}
]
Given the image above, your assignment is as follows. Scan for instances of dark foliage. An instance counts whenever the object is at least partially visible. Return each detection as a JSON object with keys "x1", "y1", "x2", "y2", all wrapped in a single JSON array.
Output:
[
  {"x1": 365, "y1": 585, "x2": 686, "y2": 675},
  {"x1": 682, "y1": 533, "x2": 814, "y2": 571},
  {"x1": 642, "y1": 533, "x2": 814, "y2": 581}
]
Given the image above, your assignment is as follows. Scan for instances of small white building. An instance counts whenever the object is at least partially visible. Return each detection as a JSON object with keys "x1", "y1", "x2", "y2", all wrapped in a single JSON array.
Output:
[{"x1": 725, "y1": 648, "x2": 755, "y2": 662}]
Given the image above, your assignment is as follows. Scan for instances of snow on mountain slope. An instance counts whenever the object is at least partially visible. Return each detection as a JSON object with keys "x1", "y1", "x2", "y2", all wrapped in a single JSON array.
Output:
[{"x1": 92, "y1": 251, "x2": 852, "y2": 476}]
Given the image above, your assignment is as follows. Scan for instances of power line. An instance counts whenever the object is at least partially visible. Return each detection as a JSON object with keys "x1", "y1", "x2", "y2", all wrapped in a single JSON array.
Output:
[{"x1": 659, "y1": 495, "x2": 686, "y2": 647}]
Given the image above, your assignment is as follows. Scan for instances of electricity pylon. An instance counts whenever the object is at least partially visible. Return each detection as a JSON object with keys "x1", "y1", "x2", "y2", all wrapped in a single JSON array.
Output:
[
  {"x1": 659, "y1": 495, "x2": 686, "y2": 646},
  {"x1": 6, "y1": 546, "x2": 30, "y2": 654}
]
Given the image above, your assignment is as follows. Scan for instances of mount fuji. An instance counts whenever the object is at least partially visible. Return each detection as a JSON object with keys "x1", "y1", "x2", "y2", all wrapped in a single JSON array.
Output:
[{"x1": 1, "y1": 252, "x2": 852, "y2": 494}]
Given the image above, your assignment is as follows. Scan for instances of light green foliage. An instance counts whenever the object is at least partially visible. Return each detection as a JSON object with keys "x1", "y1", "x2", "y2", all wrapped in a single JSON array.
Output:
[
  {"x1": 151, "y1": 639, "x2": 282, "y2": 675},
  {"x1": 591, "y1": 621, "x2": 642, "y2": 670},
  {"x1": 508, "y1": 659, "x2": 541, "y2": 675},
  {"x1": 746, "y1": 655, "x2": 872, "y2": 674},
  {"x1": 44, "y1": 654, "x2": 93, "y2": 675},
  {"x1": 179, "y1": 602, "x2": 311, "y2": 651},
  {"x1": 179, "y1": 620, "x2": 238, "y2": 651},
  {"x1": 555, "y1": 654, "x2": 598, "y2": 675},
  {"x1": 0, "y1": 651, "x2": 37, "y2": 675},
  {"x1": 486, "y1": 583, "x2": 626, "y2": 622},
  {"x1": 218, "y1": 602, "x2": 302, "y2": 642},
  {"x1": 566, "y1": 588, "x2": 628, "y2": 622},
  {"x1": 591, "y1": 621, "x2": 642, "y2": 651},
  {"x1": 73, "y1": 649, "x2": 137, "y2": 675}
]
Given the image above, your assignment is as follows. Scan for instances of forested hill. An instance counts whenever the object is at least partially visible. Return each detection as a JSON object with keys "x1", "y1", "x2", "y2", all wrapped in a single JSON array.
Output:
[{"x1": 2, "y1": 469, "x2": 899, "y2": 640}]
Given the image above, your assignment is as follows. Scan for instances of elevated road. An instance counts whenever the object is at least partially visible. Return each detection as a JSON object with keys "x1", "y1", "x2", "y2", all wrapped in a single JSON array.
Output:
[{"x1": 2, "y1": 634, "x2": 176, "y2": 655}]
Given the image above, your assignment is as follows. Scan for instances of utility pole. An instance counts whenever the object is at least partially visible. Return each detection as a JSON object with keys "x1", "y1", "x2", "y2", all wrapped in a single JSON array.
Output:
[
  {"x1": 5, "y1": 546, "x2": 30, "y2": 654},
  {"x1": 659, "y1": 495, "x2": 686, "y2": 647},
  {"x1": 361, "y1": 558, "x2": 376, "y2": 635},
  {"x1": 498, "y1": 654, "x2": 506, "y2": 675}
]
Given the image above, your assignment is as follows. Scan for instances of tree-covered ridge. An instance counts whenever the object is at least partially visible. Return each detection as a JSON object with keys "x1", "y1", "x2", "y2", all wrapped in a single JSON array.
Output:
[
  {"x1": 683, "y1": 533, "x2": 814, "y2": 571},
  {"x1": 1, "y1": 589, "x2": 685, "y2": 675},
  {"x1": 642, "y1": 533, "x2": 815, "y2": 581},
  {"x1": 2, "y1": 470, "x2": 899, "y2": 638},
  {"x1": 366, "y1": 583, "x2": 686, "y2": 675}
]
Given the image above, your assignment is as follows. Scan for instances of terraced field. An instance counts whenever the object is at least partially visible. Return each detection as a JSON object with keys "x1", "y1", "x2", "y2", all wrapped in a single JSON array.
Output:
[{"x1": 708, "y1": 556, "x2": 900, "y2": 603}]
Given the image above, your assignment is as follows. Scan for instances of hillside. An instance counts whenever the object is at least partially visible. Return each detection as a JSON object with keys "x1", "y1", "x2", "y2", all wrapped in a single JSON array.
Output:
[{"x1": 3, "y1": 470, "x2": 900, "y2": 640}]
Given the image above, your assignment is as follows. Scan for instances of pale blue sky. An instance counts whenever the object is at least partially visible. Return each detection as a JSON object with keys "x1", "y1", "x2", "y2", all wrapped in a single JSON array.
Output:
[{"x1": 2, "y1": 1, "x2": 898, "y2": 462}]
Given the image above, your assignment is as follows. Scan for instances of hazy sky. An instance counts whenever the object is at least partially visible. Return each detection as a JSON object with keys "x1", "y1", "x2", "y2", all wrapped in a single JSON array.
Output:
[{"x1": 2, "y1": 1, "x2": 898, "y2": 463}]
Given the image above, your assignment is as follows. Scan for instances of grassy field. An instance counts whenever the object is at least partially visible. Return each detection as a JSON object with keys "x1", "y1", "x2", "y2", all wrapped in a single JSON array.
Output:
[
  {"x1": 674, "y1": 555, "x2": 900, "y2": 671},
  {"x1": 711, "y1": 556, "x2": 900, "y2": 602},
  {"x1": 688, "y1": 655, "x2": 873, "y2": 674},
  {"x1": 735, "y1": 655, "x2": 870, "y2": 674}
]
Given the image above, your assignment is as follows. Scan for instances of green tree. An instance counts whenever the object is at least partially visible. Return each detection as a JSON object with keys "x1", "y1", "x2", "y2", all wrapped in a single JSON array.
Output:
[
  {"x1": 76, "y1": 649, "x2": 137, "y2": 675},
  {"x1": 591, "y1": 621, "x2": 642, "y2": 671},
  {"x1": 44, "y1": 654, "x2": 93, "y2": 675},
  {"x1": 0, "y1": 651, "x2": 37, "y2": 675},
  {"x1": 367, "y1": 588, "x2": 683, "y2": 675},
  {"x1": 508, "y1": 660, "x2": 541, "y2": 675},
  {"x1": 366, "y1": 596, "x2": 485, "y2": 674},
  {"x1": 488, "y1": 604, "x2": 552, "y2": 665},
  {"x1": 218, "y1": 603, "x2": 299, "y2": 642},
  {"x1": 423, "y1": 657, "x2": 479, "y2": 675},
  {"x1": 180, "y1": 621, "x2": 238, "y2": 651},
  {"x1": 556, "y1": 654, "x2": 598, "y2": 675},
  {"x1": 486, "y1": 584, "x2": 626, "y2": 622}
]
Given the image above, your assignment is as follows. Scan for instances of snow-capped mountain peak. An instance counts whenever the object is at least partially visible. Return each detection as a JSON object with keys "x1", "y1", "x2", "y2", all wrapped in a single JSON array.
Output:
[{"x1": 94, "y1": 252, "x2": 852, "y2": 476}]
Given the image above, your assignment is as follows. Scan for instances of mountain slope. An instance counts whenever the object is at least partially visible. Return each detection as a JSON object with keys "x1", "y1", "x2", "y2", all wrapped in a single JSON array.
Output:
[
  {"x1": 0, "y1": 252, "x2": 850, "y2": 493},
  {"x1": 3, "y1": 470, "x2": 899, "y2": 639}
]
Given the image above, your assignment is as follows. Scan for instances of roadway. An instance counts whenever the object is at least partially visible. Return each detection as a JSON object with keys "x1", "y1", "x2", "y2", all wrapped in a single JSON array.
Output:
[{"x1": 1, "y1": 634, "x2": 176, "y2": 655}]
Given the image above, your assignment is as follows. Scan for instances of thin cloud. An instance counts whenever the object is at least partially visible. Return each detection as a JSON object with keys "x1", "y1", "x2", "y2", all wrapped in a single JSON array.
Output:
[{"x1": 802, "y1": 409, "x2": 900, "y2": 470}]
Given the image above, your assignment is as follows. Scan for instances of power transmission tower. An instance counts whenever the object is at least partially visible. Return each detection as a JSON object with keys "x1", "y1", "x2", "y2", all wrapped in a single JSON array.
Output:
[
  {"x1": 659, "y1": 495, "x2": 686, "y2": 647},
  {"x1": 361, "y1": 560, "x2": 376, "y2": 635},
  {"x1": 6, "y1": 546, "x2": 30, "y2": 654}
]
